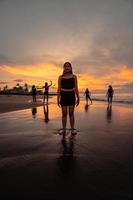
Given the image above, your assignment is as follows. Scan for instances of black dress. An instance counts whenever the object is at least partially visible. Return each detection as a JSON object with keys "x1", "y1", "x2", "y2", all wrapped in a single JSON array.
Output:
[
  {"x1": 108, "y1": 89, "x2": 113, "y2": 97},
  {"x1": 60, "y1": 76, "x2": 75, "y2": 106},
  {"x1": 44, "y1": 86, "x2": 49, "y2": 95}
]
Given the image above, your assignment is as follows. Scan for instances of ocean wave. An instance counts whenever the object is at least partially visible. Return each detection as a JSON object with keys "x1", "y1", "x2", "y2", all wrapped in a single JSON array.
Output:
[{"x1": 91, "y1": 98, "x2": 133, "y2": 104}]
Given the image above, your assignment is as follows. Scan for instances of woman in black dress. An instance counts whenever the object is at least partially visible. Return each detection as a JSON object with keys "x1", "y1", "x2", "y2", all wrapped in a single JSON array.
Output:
[
  {"x1": 106, "y1": 85, "x2": 114, "y2": 104},
  {"x1": 57, "y1": 62, "x2": 80, "y2": 136}
]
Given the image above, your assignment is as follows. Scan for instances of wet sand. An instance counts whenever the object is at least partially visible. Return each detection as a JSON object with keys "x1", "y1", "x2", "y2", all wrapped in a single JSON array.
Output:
[
  {"x1": 0, "y1": 97, "x2": 133, "y2": 200},
  {"x1": 0, "y1": 95, "x2": 44, "y2": 113}
]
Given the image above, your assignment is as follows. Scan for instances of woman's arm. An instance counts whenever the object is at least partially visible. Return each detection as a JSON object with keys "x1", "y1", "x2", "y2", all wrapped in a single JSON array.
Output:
[
  {"x1": 74, "y1": 75, "x2": 80, "y2": 106},
  {"x1": 48, "y1": 80, "x2": 52, "y2": 87},
  {"x1": 37, "y1": 86, "x2": 44, "y2": 89},
  {"x1": 57, "y1": 76, "x2": 61, "y2": 107}
]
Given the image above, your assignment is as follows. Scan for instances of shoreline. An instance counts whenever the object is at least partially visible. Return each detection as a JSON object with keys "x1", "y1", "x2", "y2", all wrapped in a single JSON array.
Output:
[{"x1": 0, "y1": 94, "x2": 133, "y2": 114}]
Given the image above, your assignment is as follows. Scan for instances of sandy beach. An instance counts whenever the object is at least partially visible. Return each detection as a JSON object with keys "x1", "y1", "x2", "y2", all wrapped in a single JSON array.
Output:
[
  {"x1": 0, "y1": 95, "x2": 45, "y2": 113},
  {"x1": 0, "y1": 95, "x2": 133, "y2": 200}
]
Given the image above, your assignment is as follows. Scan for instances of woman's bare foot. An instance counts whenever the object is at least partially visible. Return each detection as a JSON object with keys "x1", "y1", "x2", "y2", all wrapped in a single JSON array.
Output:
[
  {"x1": 59, "y1": 128, "x2": 66, "y2": 135},
  {"x1": 71, "y1": 129, "x2": 77, "y2": 135}
]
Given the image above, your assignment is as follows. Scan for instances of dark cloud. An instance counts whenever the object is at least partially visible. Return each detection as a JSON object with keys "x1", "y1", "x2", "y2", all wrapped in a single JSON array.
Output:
[
  {"x1": 0, "y1": 54, "x2": 62, "y2": 68},
  {"x1": 0, "y1": 55, "x2": 15, "y2": 66},
  {"x1": 71, "y1": 23, "x2": 133, "y2": 78},
  {"x1": 0, "y1": 0, "x2": 133, "y2": 89},
  {"x1": 14, "y1": 79, "x2": 25, "y2": 83}
]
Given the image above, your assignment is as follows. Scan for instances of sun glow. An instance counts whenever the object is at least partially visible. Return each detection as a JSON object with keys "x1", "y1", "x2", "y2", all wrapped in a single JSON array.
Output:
[
  {"x1": 1, "y1": 64, "x2": 62, "y2": 78},
  {"x1": 0, "y1": 64, "x2": 133, "y2": 92}
]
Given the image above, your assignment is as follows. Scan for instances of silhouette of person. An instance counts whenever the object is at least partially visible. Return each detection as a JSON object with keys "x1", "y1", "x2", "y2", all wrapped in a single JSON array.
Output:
[
  {"x1": 32, "y1": 107, "x2": 37, "y2": 118},
  {"x1": 57, "y1": 62, "x2": 80, "y2": 136},
  {"x1": 43, "y1": 104, "x2": 49, "y2": 123},
  {"x1": 44, "y1": 81, "x2": 52, "y2": 104},
  {"x1": 31, "y1": 85, "x2": 37, "y2": 102},
  {"x1": 84, "y1": 88, "x2": 92, "y2": 105},
  {"x1": 39, "y1": 81, "x2": 52, "y2": 104},
  {"x1": 106, "y1": 85, "x2": 114, "y2": 104}
]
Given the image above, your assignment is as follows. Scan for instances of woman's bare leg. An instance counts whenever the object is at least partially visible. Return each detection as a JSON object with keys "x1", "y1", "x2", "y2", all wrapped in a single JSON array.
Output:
[
  {"x1": 61, "y1": 106, "x2": 67, "y2": 131},
  {"x1": 69, "y1": 106, "x2": 75, "y2": 131},
  {"x1": 43, "y1": 95, "x2": 45, "y2": 104},
  {"x1": 46, "y1": 95, "x2": 48, "y2": 104},
  {"x1": 89, "y1": 97, "x2": 92, "y2": 104}
]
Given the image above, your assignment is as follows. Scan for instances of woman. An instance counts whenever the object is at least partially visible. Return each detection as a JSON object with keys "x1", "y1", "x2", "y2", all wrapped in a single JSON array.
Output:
[
  {"x1": 38, "y1": 81, "x2": 52, "y2": 104},
  {"x1": 57, "y1": 62, "x2": 80, "y2": 136},
  {"x1": 84, "y1": 88, "x2": 92, "y2": 105},
  {"x1": 106, "y1": 85, "x2": 114, "y2": 104}
]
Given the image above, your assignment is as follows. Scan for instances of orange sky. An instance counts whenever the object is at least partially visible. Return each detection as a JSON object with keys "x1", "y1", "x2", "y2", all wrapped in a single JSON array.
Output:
[
  {"x1": 0, "y1": 0, "x2": 133, "y2": 93},
  {"x1": 0, "y1": 63, "x2": 133, "y2": 92}
]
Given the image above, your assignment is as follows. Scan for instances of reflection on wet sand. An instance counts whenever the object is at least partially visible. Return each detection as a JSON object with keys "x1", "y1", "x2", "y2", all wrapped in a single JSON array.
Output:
[
  {"x1": 85, "y1": 104, "x2": 90, "y2": 112},
  {"x1": 31, "y1": 107, "x2": 37, "y2": 118},
  {"x1": 57, "y1": 136, "x2": 76, "y2": 176},
  {"x1": 106, "y1": 104, "x2": 112, "y2": 123},
  {"x1": 43, "y1": 104, "x2": 49, "y2": 123}
]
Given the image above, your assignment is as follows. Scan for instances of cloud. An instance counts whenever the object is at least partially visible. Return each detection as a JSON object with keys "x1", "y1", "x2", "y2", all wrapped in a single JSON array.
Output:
[
  {"x1": 0, "y1": 54, "x2": 63, "y2": 68},
  {"x1": 0, "y1": 55, "x2": 15, "y2": 66},
  {"x1": 14, "y1": 79, "x2": 25, "y2": 83},
  {"x1": 0, "y1": 81, "x2": 10, "y2": 84},
  {"x1": 122, "y1": 82, "x2": 133, "y2": 89}
]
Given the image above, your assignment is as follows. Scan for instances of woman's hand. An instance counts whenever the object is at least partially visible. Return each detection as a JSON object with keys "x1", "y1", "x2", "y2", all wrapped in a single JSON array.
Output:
[
  {"x1": 76, "y1": 97, "x2": 80, "y2": 106},
  {"x1": 57, "y1": 97, "x2": 61, "y2": 107}
]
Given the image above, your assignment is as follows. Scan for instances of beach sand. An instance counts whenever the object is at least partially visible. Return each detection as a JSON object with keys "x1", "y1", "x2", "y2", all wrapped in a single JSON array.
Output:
[
  {"x1": 0, "y1": 96, "x2": 133, "y2": 200},
  {"x1": 0, "y1": 94, "x2": 44, "y2": 113}
]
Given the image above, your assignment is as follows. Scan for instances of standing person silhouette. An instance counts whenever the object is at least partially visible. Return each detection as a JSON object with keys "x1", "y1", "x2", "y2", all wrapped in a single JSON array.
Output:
[
  {"x1": 84, "y1": 88, "x2": 92, "y2": 105},
  {"x1": 39, "y1": 81, "x2": 52, "y2": 104},
  {"x1": 31, "y1": 85, "x2": 37, "y2": 102},
  {"x1": 106, "y1": 85, "x2": 114, "y2": 104},
  {"x1": 57, "y1": 62, "x2": 80, "y2": 137}
]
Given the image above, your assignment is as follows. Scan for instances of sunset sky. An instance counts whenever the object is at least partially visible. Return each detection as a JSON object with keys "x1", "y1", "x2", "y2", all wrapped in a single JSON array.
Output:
[{"x1": 0, "y1": 0, "x2": 133, "y2": 92}]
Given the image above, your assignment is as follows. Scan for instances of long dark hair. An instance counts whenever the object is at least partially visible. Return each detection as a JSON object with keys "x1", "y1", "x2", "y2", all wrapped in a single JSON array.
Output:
[
  {"x1": 62, "y1": 62, "x2": 73, "y2": 76},
  {"x1": 109, "y1": 85, "x2": 113, "y2": 90}
]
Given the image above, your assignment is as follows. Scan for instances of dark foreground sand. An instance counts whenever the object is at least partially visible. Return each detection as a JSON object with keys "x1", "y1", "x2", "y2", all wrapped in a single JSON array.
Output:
[{"x1": 0, "y1": 96, "x2": 133, "y2": 200}]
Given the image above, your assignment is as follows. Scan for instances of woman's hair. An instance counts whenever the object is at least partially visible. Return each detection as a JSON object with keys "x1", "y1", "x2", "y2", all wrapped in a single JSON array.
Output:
[
  {"x1": 62, "y1": 62, "x2": 73, "y2": 75},
  {"x1": 109, "y1": 85, "x2": 113, "y2": 90}
]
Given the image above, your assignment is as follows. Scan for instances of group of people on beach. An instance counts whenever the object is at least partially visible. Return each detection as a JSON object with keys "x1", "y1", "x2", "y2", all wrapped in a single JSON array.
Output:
[
  {"x1": 31, "y1": 62, "x2": 114, "y2": 137},
  {"x1": 31, "y1": 80, "x2": 52, "y2": 103}
]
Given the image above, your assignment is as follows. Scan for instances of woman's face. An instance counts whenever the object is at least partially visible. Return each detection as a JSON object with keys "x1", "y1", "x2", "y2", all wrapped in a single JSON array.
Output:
[{"x1": 64, "y1": 63, "x2": 72, "y2": 73}]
